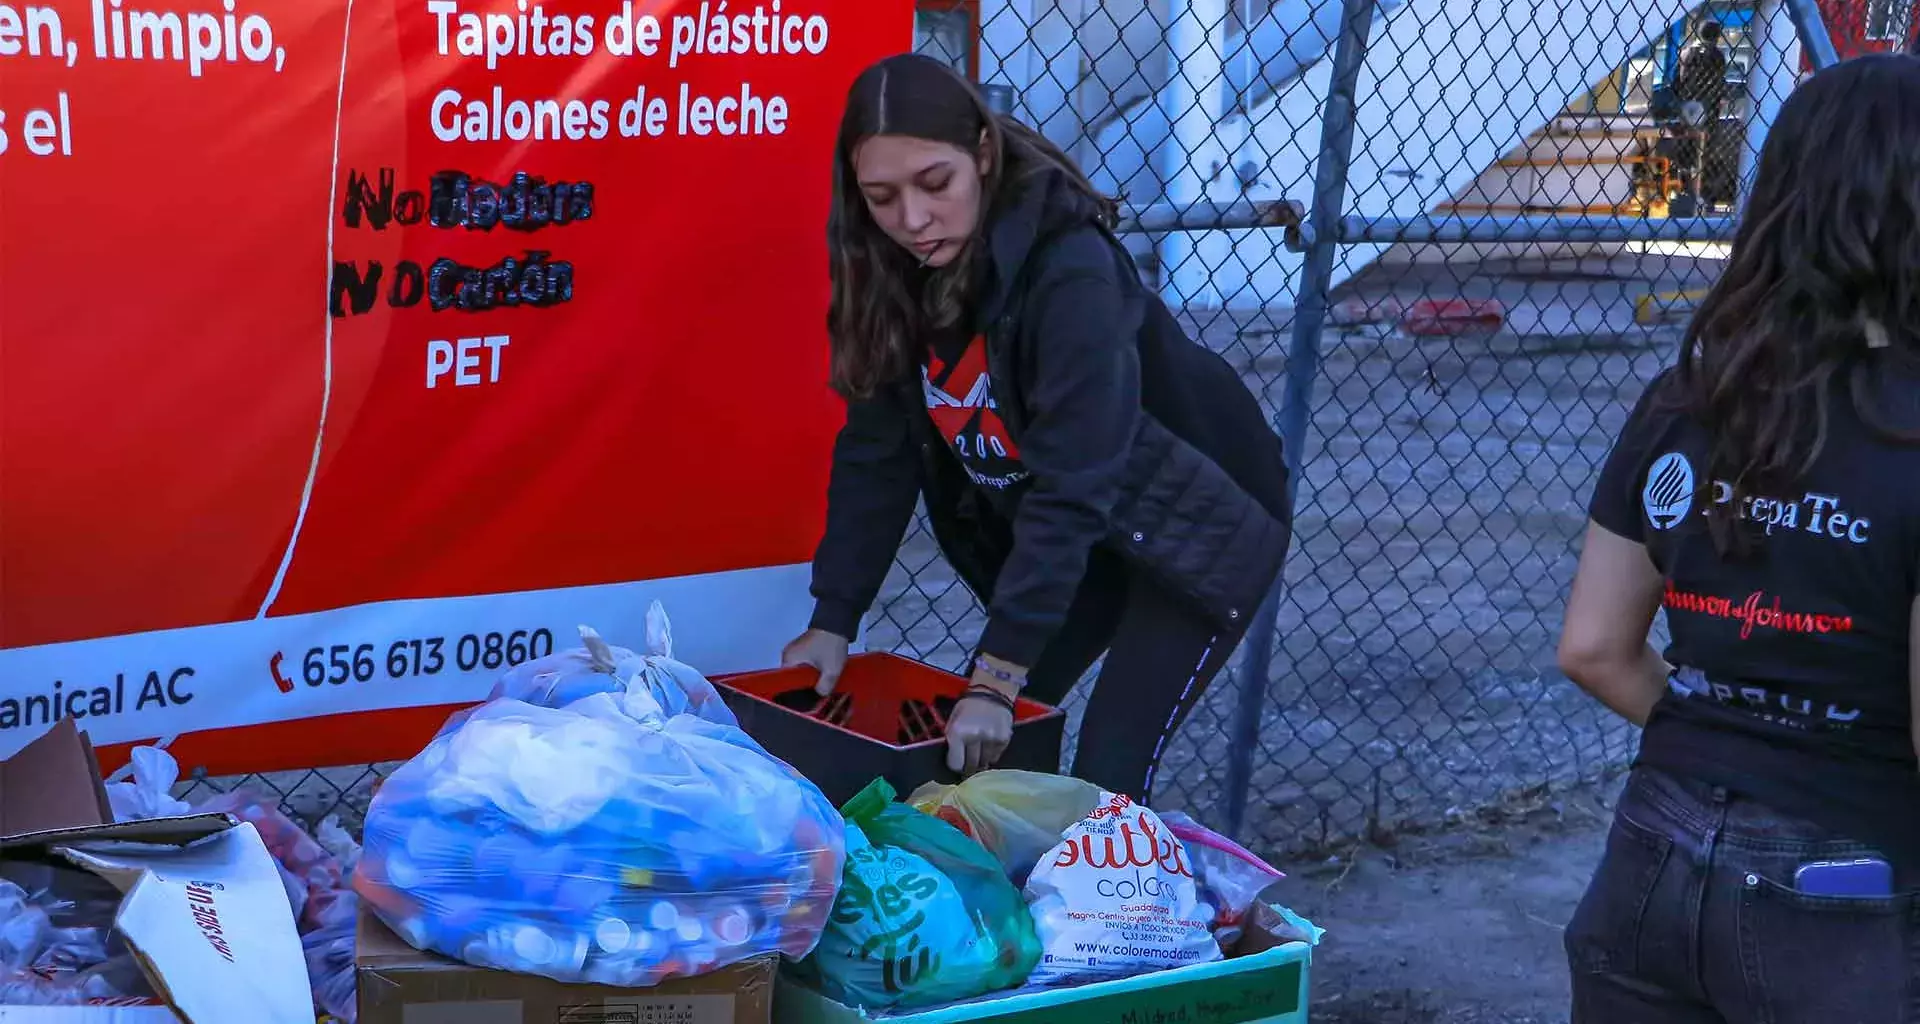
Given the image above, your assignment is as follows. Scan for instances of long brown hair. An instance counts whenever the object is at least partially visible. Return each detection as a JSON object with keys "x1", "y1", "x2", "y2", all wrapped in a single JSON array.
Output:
[
  {"x1": 1674, "y1": 54, "x2": 1920, "y2": 554},
  {"x1": 827, "y1": 54, "x2": 1117, "y2": 399}
]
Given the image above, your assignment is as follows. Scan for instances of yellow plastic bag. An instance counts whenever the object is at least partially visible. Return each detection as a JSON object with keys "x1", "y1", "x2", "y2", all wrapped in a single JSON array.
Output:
[{"x1": 907, "y1": 770, "x2": 1102, "y2": 882}]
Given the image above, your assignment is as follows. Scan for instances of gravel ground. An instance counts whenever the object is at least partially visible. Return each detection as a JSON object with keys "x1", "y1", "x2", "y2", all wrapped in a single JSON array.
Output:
[{"x1": 1283, "y1": 776, "x2": 1621, "y2": 1024}]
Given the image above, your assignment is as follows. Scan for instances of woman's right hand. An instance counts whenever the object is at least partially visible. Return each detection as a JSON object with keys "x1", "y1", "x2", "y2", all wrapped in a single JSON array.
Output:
[{"x1": 781, "y1": 629, "x2": 851, "y2": 695}]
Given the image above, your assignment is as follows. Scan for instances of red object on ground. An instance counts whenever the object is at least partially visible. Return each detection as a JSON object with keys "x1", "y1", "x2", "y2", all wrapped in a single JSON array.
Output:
[{"x1": 1401, "y1": 299, "x2": 1507, "y2": 336}]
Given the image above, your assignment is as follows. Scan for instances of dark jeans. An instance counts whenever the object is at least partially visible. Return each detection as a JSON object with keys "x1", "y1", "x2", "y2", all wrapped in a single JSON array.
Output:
[
  {"x1": 1017, "y1": 549, "x2": 1247, "y2": 805},
  {"x1": 1566, "y1": 766, "x2": 1920, "y2": 1023}
]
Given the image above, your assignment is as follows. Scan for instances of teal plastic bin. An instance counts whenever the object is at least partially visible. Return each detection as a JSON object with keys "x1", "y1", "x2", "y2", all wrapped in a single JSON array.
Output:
[{"x1": 775, "y1": 938, "x2": 1313, "y2": 1024}]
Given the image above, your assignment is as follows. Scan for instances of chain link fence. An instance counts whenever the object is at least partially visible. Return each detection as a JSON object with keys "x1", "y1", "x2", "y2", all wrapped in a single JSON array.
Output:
[
  {"x1": 875, "y1": 0, "x2": 1843, "y2": 853},
  {"x1": 176, "y1": 0, "x2": 1846, "y2": 861},
  {"x1": 874, "y1": 0, "x2": 1826, "y2": 857}
]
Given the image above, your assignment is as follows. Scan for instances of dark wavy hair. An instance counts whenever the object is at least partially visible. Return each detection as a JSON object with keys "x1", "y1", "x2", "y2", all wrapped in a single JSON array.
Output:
[
  {"x1": 1674, "y1": 53, "x2": 1920, "y2": 554},
  {"x1": 827, "y1": 54, "x2": 1117, "y2": 399}
]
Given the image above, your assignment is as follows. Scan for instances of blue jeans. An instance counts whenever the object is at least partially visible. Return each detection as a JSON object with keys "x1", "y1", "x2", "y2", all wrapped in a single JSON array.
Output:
[{"x1": 1565, "y1": 766, "x2": 1920, "y2": 1023}]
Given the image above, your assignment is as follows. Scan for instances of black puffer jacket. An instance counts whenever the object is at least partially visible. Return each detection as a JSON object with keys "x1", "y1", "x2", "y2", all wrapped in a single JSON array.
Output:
[{"x1": 809, "y1": 169, "x2": 1292, "y2": 666}]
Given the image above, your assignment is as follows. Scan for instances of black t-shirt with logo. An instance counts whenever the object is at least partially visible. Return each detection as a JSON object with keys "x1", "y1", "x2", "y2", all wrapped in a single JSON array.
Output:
[
  {"x1": 1591, "y1": 370, "x2": 1920, "y2": 866},
  {"x1": 923, "y1": 328, "x2": 1033, "y2": 501}
]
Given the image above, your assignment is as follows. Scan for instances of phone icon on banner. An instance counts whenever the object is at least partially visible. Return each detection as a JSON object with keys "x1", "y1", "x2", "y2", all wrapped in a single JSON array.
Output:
[{"x1": 269, "y1": 652, "x2": 294, "y2": 694}]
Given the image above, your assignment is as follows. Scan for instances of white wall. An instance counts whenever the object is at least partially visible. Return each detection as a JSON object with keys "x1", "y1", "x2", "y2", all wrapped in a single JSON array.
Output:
[{"x1": 978, "y1": 0, "x2": 1173, "y2": 152}]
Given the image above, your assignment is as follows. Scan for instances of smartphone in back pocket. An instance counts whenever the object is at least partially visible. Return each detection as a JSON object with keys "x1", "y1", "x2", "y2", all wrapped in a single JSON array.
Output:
[{"x1": 1794, "y1": 857, "x2": 1894, "y2": 897}]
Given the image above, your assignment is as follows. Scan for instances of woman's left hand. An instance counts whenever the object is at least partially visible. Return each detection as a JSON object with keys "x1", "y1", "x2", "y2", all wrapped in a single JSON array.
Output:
[{"x1": 945, "y1": 663, "x2": 1023, "y2": 775}]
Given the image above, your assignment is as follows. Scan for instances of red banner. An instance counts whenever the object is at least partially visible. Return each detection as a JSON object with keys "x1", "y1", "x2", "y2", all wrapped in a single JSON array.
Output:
[{"x1": 0, "y1": 0, "x2": 908, "y2": 765}]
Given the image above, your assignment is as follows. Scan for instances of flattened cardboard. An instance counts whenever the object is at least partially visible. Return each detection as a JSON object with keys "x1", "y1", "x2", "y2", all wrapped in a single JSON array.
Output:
[
  {"x1": 1, "y1": 815, "x2": 233, "y2": 855},
  {"x1": 0, "y1": 725, "x2": 311, "y2": 1023},
  {"x1": 61, "y1": 824, "x2": 313, "y2": 1024},
  {"x1": 0, "y1": 719, "x2": 113, "y2": 837},
  {"x1": 356, "y1": 905, "x2": 776, "y2": 1024}
]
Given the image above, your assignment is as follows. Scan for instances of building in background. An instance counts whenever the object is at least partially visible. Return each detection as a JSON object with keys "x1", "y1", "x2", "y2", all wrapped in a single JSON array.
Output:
[{"x1": 900, "y1": 0, "x2": 1823, "y2": 306}]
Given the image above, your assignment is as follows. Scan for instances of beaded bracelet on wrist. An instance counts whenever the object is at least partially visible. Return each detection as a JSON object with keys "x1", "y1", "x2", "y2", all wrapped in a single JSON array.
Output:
[{"x1": 960, "y1": 683, "x2": 1018, "y2": 715}]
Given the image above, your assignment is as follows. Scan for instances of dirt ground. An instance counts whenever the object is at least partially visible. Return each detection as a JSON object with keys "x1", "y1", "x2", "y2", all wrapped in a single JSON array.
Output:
[{"x1": 1279, "y1": 778, "x2": 1621, "y2": 1024}]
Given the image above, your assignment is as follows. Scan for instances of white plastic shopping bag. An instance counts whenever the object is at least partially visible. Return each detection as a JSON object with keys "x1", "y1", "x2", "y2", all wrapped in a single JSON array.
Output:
[{"x1": 1023, "y1": 791, "x2": 1221, "y2": 985}]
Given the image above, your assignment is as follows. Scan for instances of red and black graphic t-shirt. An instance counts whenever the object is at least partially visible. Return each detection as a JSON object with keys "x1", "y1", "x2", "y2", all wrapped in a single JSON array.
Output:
[
  {"x1": 923, "y1": 330, "x2": 1032, "y2": 494},
  {"x1": 1591, "y1": 369, "x2": 1920, "y2": 864}
]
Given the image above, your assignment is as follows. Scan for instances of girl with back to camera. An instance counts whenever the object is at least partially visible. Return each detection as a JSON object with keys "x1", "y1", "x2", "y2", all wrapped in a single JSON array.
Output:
[
  {"x1": 780, "y1": 54, "x2": 1292, "y2": 801},
  {"x1": 1558, "y1": 54, "x2": 1920, "y2": 1022}
]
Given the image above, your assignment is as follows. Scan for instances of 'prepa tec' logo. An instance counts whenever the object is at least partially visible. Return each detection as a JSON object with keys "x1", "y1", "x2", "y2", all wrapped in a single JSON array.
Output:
[{"x1": 1643, "y1": 452, "x2": 1695, "y2": 530}]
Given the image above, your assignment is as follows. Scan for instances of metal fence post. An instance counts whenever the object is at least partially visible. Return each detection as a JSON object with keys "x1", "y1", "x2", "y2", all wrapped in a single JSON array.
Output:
[
  {"x1": 1219, "y1": 0, "x2": 1378, "y2": 840},
  {"x1": 1781, "y1": 0, "x2": 1839, "y2": 71}
]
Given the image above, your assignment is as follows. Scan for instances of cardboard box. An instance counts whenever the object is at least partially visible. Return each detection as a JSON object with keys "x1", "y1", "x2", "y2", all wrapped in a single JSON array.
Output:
[
  {"x1": 0, "y1": 720, "x2": 314, "y2": 1023},
  {"x1": 773, "y1": 898, "x2": 1316, "y2": 1024},
  {"x1": 355, "y1": 904, "x2": 777, "y2": 1024}
]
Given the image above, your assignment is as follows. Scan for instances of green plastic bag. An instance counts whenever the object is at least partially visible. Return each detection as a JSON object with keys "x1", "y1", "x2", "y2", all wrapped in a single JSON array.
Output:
[{"x1": 800, "y1": 779, "x2": 1042, "y2": 1010}]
